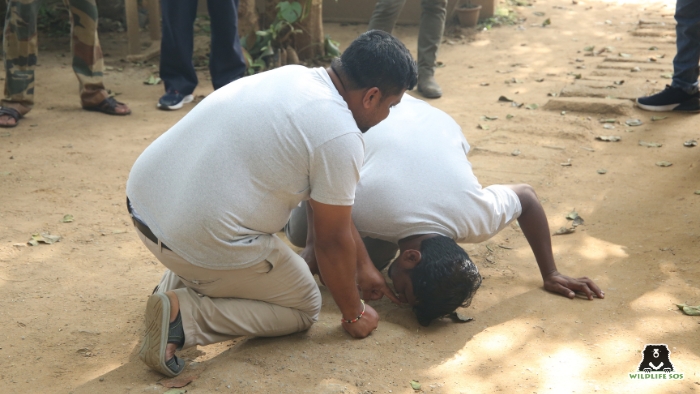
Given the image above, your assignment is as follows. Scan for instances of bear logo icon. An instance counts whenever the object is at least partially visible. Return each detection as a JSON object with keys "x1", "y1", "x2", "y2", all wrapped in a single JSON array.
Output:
[{"x1": 637, "y1": 344, "x2": 674, "y2": 373}]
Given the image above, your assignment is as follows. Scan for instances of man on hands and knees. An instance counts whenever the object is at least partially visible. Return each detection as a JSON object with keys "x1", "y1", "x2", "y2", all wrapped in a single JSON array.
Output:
[
  {"x1": 286, "y1": 94, "x2": 604, "y2": 326},
  {"x1": 126, "y1": 30, "x2": 417, "y2": 377}
]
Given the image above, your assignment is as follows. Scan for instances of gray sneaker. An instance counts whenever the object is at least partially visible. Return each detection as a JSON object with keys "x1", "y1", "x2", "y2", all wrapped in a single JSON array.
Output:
[{"x1": 417, "y1": 74, "x2": 443, "y2": 99}]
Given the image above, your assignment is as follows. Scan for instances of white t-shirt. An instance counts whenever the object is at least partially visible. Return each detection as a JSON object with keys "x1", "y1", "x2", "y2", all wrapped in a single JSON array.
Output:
[
  {"x1": 352, "y1": 94, "x2": 521, "y2": 244},
  {"x1": 127, "y1": 66, "x2": 364, "y2": 269}
]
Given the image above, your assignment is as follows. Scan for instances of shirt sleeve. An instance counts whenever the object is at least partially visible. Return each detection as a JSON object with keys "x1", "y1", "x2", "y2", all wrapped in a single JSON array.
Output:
[
  {"x1": 309, "y1": 133, "x2": 365, "y2": 206},
  {"x1": 457, "y1": 184, "x2": 523, "y2": 243}
]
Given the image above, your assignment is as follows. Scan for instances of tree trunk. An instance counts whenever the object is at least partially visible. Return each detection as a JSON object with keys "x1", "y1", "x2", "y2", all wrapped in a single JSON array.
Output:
[
  {"x1": 293, "y1": 0, "x2": 324, "y2": 60},
  {"x1": 238, "y1": 0, "x2": 259, "y2": 50}
]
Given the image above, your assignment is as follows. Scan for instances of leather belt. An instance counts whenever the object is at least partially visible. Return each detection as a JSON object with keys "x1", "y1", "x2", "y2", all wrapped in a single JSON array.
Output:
[{"x1": 126, "y1": 197, "x2": 171, "y2": 251}]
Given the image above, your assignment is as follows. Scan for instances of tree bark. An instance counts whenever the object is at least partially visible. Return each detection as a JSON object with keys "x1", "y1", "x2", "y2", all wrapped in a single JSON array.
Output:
[{"x1": 294, "y1": 0, "x2": 324, "y2": 60}]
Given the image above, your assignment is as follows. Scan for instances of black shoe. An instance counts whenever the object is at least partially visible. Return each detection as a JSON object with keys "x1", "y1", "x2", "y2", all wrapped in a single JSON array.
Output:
[
  {"x1": 636, "y1": 85, "x2": 700, "y2": 112},
  {"x1": 157, "y1": 91, "x2": 194, "y2": 111}
]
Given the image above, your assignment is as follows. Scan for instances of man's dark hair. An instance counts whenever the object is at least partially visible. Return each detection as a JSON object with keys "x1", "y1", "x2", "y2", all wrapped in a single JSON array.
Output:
[
  {"x1": 331, "y1": 30, "x2": 417, "y2": 96},
  {"x1": 410, "y1": 236, "x2": 482, "y2": 327}
]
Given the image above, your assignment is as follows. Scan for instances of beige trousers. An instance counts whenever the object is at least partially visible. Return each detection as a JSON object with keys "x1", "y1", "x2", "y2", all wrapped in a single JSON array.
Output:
[{"x1": 136, "y1": 229, "x2": 321, "y2": 349}]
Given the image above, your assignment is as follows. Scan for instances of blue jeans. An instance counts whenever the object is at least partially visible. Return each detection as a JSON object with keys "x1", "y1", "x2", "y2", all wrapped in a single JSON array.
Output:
[
  {"x1": 673, "y1": 0, "x2": 700, "y2": 94},
  {"x1": 159, "y1": 0, "x2": 246, "y2": 95}
]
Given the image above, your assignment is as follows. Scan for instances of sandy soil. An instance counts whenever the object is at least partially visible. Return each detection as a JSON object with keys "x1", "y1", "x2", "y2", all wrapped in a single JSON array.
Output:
[{"x1": 1, "y1": 0, "x2": 699, "y2": 393}]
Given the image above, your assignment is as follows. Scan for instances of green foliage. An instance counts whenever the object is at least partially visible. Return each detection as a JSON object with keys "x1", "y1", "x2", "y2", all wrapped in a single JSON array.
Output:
[
  {"x1": 478, "y1": 7, "x2": 519, "y2": 30},
  {"x1": 242, "y1": 1, "x2": 306, "y2": 75},
  {"x1": 37, "y1": 3, "x2": 71, "y2": 36}
]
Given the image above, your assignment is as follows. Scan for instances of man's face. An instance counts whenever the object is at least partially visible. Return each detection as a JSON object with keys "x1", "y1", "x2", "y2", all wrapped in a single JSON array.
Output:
[
  {"x1": 353, "y1": 89, "x2": 405, "y2": 132},
  {"x1": 388, "y1": 252, "x2": 419, "y2": 306}
]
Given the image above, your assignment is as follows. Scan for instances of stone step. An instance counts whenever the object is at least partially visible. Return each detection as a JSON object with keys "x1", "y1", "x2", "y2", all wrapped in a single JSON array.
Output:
[
  {"x1": 602, "y1": 56, "x2": 670, "y2": 64},
  {"x1": 543, "y1": 97, "x2": 633, "y2": 115},
  {"x1": 630, "y1": 29, "x2": 675, "y2": 38},
  {"x1": 559, "y1": 83, "x2": 648, "y2": 100},
  {"x1": 596, "y1": 63, "x2": 670, "y2": 72}
]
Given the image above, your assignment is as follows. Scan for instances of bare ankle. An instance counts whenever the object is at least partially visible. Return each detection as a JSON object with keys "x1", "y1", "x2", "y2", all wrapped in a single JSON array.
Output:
[{"x1": 165, "y1": 291, "x2": 179, "y2": 323}]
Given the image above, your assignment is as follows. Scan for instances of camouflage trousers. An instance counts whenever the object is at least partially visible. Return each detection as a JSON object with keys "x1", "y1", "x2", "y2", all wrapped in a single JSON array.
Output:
[{"x1": 2, "y1": 0, "x2": 107, "y2": 110}]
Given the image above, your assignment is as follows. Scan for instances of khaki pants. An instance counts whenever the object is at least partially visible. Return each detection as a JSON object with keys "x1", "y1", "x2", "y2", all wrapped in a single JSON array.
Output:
[{"x1": 136, "y1": 229, "x2": 321, "y2": 349}]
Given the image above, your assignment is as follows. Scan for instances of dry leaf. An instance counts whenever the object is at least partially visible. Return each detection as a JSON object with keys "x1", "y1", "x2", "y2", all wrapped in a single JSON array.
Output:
[{"x1": 553, "y1": 227, "x2": 575, "y2": 235}]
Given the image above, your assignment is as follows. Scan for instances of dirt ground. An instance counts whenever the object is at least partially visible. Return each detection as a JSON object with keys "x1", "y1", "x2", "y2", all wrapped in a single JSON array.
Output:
[{"x1": 1, "y1": 0, "x2": 699, "y2": 393}]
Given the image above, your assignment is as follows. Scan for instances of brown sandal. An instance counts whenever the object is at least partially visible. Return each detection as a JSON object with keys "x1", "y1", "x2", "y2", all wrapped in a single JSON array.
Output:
[{"x1": 83, "y1": 96, "x2": 132, "y2": 116}]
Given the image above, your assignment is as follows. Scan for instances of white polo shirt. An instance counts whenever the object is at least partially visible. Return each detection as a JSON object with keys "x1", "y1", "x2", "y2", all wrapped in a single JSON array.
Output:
[
  {"x1": 352, "y1": 94, "x2": 521, "y2": 243},
  {"x1": 127, "y1": 66, "x2": 364, "y2": 269}
]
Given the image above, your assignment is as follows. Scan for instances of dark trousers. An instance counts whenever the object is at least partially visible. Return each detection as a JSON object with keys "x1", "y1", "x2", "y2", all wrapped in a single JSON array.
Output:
[{"x1": 160, "y1": 0, "x2": 247, "y2": 95}]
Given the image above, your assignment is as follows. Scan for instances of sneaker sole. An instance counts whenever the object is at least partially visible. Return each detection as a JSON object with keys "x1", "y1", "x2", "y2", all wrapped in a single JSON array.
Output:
[
  {"x1": 157, "y1": 94, "x2": 194, "y2": 111},
  {"x1": 139, "y1": 293, "x2": 181, "y2": 377},
  {"x1": 635, "y1": 100, "x2": 680, "y2": 112}
]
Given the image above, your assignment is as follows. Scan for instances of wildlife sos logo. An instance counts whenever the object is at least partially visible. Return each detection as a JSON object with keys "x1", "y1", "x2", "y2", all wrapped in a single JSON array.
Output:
[{"x1": 628, "y1": 344, "x2": 684, "y2": 380}]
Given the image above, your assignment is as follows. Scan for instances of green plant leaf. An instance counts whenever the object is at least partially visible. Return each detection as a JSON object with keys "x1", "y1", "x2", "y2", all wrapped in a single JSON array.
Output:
[
  {"x1": 410, "y1": 380, "x2": 421, "y2": 390},
  {"x1": 278, "y1": 1, "x2": 302, "y2": 24},
  {"x1": 62, "y1": 214, "x2": 74, "y2": 223}
]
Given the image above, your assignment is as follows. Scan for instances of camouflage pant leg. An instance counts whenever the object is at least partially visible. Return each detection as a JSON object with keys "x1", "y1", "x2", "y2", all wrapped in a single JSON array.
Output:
[
  {"x1": 64, "y1": 0, "x2": 107, "y2": 106},
  {"x1": 2, "y1": 0, "x2": 39, "y2": 108}
]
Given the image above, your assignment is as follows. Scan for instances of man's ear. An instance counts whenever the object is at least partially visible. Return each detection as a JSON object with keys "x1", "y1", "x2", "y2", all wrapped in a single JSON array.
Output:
[
  {"x1": 401, "y1": 249, "x2": 422, "y2": 269},
  {"x1": 361, "y1": 87, "x2": 381, "y2": 109}
]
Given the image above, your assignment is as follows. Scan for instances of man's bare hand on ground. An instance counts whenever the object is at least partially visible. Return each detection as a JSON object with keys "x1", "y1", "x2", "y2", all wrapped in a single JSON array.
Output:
[
  {"x1": 543, "y1": 272, "x2": 605, "y2": 300},
  {"x1": 341, "y1": 303, "x2": 379, "y2": 338},
  {"x1": 357, "y1": 264, "x2": 401, "y2": 304}
]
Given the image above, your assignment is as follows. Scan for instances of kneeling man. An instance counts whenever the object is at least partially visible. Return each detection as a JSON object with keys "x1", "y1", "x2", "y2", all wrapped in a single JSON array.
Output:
[{"x1": 286, "y1": 94, "x2": 604, "y2": 326}]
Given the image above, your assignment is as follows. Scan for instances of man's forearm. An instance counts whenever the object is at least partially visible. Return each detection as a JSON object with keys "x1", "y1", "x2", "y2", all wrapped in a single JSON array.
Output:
[
  {"x1": 314, "y1": 231, "x2": 364, "y2": 319},
  {"x1": 507, "y1": 184, "x2": 558, "y2": 279}
]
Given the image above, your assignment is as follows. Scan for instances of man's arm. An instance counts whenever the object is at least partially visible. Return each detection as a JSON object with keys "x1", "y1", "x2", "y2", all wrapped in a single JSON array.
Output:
[
  {"x1": 301, "y1": 202, "x2": 400, "y2": 304},
  {"x1": 308, "y1": 199, "x2": 379, "y2": 338},
  {"x1": 505, "y1": 184, "x2": 605, "y2": 300}
]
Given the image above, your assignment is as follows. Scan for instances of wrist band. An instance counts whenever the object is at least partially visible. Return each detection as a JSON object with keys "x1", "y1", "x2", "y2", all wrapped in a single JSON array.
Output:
[{"x1": 341, "y1": 300, "x2": 365, "y2": 324}]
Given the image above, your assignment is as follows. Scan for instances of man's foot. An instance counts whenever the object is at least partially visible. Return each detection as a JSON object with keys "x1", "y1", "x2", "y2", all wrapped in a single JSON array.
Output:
[
  {"x1": 139, "y1": 292, "x2": 185, "y2": 377},
  {"x1": 83, "y1": 96, "x2": 131, "y2": 115},
  {"x1": 157, "y1": 91, "x2": 194, "y2": 111},
  {"x1": 636, "y1": 85, "x2": 700, "y2": 112},
  {"x1": 0, "y1": 107, "x2": 22, "y2": 128},
  {"x1": 417, "y1": 74, "x2": 442, "y2": 99}
]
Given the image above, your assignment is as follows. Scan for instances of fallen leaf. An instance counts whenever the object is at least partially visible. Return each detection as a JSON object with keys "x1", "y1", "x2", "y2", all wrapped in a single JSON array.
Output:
[
  {"x1": 695, "y1": 190, "x2": 700, "y2": 195},
  {"x1": 618, "y1": 53, "x2": 631, "y2": 58},
  {"x1": 603, "y1": 124, "x2": 615, "y2": 130},
  {"x1": 553, "y1": 227, "x2": 575, "y2": 235},
  {"x1": 583, "y1": 45, "x2": 595, "y2": 52},
  {"x1": 630, "y1": 66, "x2": 641, "y2": 72},
  {"x1": 661, "y1": 73, "x2": 673, "y2": 79},
  {"x1": 599, "y1": 118, "x2": 617, "y2": 123},
  {"x1": 511, "y1": 149, "x2": 521, "y2": 156},
  {"x1": 535, "y1": 78, "x2": 544, "y2": 82},
  {"x1": 547, "y1": 92, "x2": 558, "y2": 97},
  {"x1": 572, "y1": 217, "x2": 584, "y2": 227},
  {"x1": 566, "y1": 210, "x2": 579, "y2": 220},
  {"x1": 625, "y1": 119, "x2": 643, "y2": 127},
  {"x1": 542, "y1": 18, "x2": 551, "y2": 27},
  {"x1": 683, "y1": 140, "x2": 697, "y2": 147},
  {"x1": 597, "y1": 168, "x2": 607, "y2": 174},
  {"x1": 676, "y1": 304, "x2": 700, "y2": 316},
  {"x1": 533, "y1": 11, "x2": 545, "y2": 16},
  {"x1": 27, "y1": 233, "x2": 61, "y2": 246},
  {"x1": 638, "y1": 140, "x2": 663, "y2": 148},
  {"x1": 651, "y1": 116, "x2": 667, "y2": 121},
  {"x1": 649, "y1": 46, "x2": 658, "y2": 50},
  {"x1": 144, "y1": 75, "x2": 162, "y2": 85},
  {"x1": 656, "y1": 161, "x2": 672, "y2": 167},
  {"x1": 596, "y1": 135, "x2": 621, "y2": 142},
  {"x1": 481, "y1": 115, "x2": 499, "y2": 121},
  {"x1": 480, "y1": 82, "x2": 490, "y2": 86},
  {"x1": 163, "y1": 390, "x2": 187, "y2": 394},
  {"x1": 498, "y1": 95, "x2": 513, "y2": 102},
  {"x1": 506, "y1": 114, "x2": 514, "y2": 119},
  {"x1": 573, "y1": 73, "x2": 582, "y2": 79},
  {"x1": 525, "y1": 104, "x2": 539, "y2": 110},
  {"x1": 477, "y1": 123, "x2": 490, "y2": 130},
  {"x1": 410, "y1": 380, "x2": 422, "y2": 390},
  {"x1": 160, "y1": 374, "x2": 199, "y2": 388},
  {"x1": 511, "y1": 101, "x2": 524, "y2": 108},
  {"x1": 61, "y1": 214, "x2": 74, "y2": 223},
  {"x1": 613, "y1": 80, "x2": 625, "y2": 85}
]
